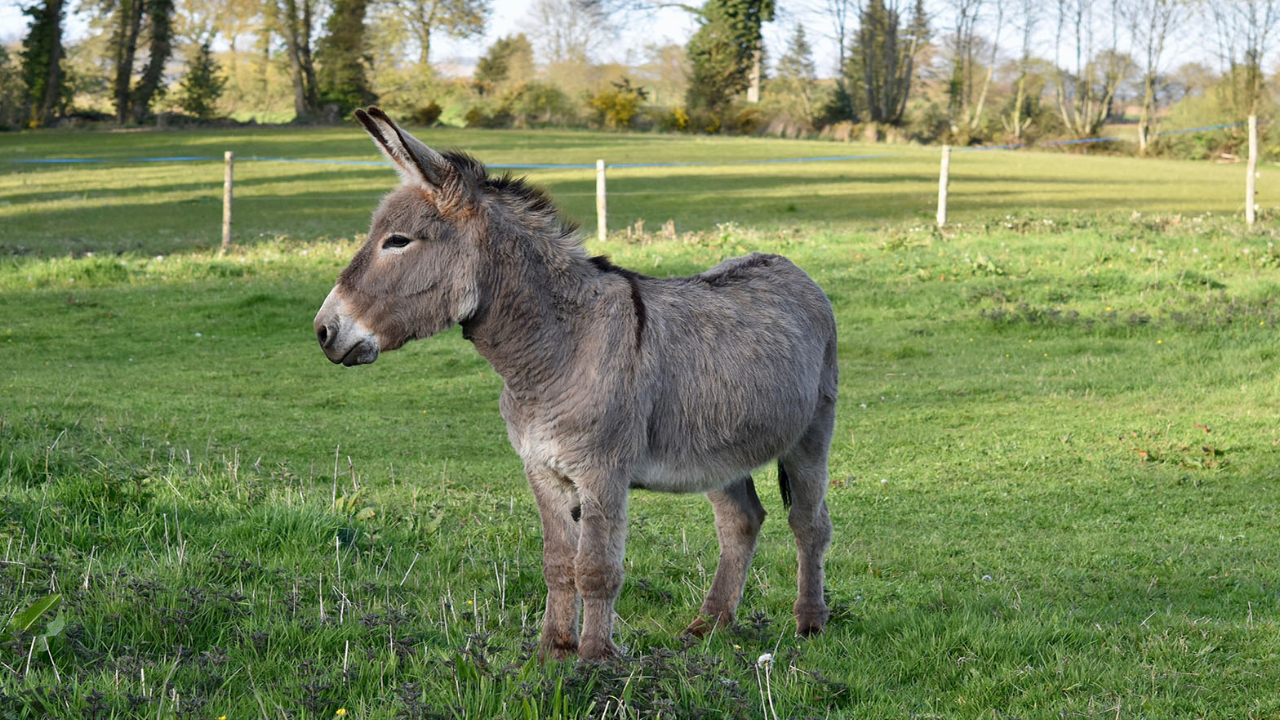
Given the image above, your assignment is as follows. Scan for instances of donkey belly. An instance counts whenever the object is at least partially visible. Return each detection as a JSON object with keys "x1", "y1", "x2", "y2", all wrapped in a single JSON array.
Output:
[{"x1": 630, "y1": 432, "x2": 795, "y2": 494}]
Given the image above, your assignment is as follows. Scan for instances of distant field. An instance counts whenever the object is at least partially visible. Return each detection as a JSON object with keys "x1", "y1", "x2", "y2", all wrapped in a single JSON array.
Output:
[{"x1": 0, "y1": 124, "x2": 1269, "y2": 255}]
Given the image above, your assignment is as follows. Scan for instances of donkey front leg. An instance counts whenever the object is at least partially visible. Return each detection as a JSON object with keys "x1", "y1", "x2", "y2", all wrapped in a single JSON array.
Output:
[
  {"x1": 527, "y1": 466, "x2": 582, "y2": 661},
  {"x1": 684, "y1": 476, "x2": 766, "y2": 638},
  {"x1": 575, "y1": 479, "x2": 629, "y2": 660}
]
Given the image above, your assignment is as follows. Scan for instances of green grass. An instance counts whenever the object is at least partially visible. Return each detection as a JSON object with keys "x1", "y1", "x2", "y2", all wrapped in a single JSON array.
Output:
[
  {"x1": 2, "y1": 127, "x2": 1280, "y2": 718},
  {"x1": 1, "y1": 125, "x2": 1273, "y2": 256}
]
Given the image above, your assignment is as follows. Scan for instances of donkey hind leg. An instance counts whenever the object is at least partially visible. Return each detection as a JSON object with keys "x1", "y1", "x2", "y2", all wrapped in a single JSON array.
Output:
[
  {"x1": 683, "y1": 476, "x2": 766, "y2": 638},
  {"x1": 527, "y1": 467, "x2": 582, "y2": 661},
  {"x1": 782, "y1": 402, "x2": 835, "y2": 637},
  {"x1": 575, "y1": 479, "x2": 629, "y2": 660}
]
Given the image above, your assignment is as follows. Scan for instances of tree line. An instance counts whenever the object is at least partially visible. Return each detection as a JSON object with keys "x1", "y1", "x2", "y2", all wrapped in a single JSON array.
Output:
[{"x1": 3, "y1": 0, "x2": 1279, "y2": 157}]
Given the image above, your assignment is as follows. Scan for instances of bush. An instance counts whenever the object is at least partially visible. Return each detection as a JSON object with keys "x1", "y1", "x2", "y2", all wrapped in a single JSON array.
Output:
[
  {"x1": 503, "y1": 82, "x2": 572, "y2": 127},
  {"x1": 464, "y1": 103, "x2": 513, "y2": 129},
  {"x1": 411, "y1": 101, "x2": 442, "y2": 126},
  {"x1": 588, "y1": 78, "x2": 648, "y2": 130}
]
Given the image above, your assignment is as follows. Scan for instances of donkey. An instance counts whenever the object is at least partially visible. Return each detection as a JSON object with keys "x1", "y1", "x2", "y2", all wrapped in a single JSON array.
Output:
[{"x1": 314, "y1": 107, "x2": 838, "y2": 661}]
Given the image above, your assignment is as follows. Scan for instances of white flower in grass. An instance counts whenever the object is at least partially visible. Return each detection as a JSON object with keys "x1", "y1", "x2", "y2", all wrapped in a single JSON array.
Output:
[{"x1": 757, "y1": 652, "x2": 773, "y2": 669}]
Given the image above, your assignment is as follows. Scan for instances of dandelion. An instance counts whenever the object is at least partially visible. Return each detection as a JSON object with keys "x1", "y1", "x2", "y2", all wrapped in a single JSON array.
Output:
[
  {"x1": 734, "y1": 644, "x2": 742, "y2": 650},
  {"x1": 757, "y1": 652, "x2": 773, "y2": 668},
  {"x1": 218, "y1": 716, "x2": 227, "y2": 720},
  {"x1": 336, "y1": 710, "x2": 347, "y2": 717},
  {"x1": 880, "y1": 478, "x2": 888, "y2": 486},
  {"x1": 1157, "y1": 340, "x2": 1163, "y2": 344}
]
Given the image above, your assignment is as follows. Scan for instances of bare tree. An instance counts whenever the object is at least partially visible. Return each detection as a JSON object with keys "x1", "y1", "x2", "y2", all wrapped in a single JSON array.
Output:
[
  {"x1": 383, "y1": 0, "x2": 489, "y2": 68},
  {"x1": 1204, "y1": 0, "x2": 1280, "y2": 119},
  {"x1": 944, "y1": 0, "x2": 1002, "y2": 138},
  {"x1": 1122, "y1": 0, "x2": 1183, "y2": 153},
  {"x1": 1052, "y1": 0, "x2": 1133, "y2": 139},
  {"x1": 1001, "y1": 0, "x2": 1038, "y2": 140},
  {"x1": 274, "y1": 0, "x2": 319, "y2": 119},
  {"x1": 524, "y1": 0, "x2": 614, "y2": 65}
]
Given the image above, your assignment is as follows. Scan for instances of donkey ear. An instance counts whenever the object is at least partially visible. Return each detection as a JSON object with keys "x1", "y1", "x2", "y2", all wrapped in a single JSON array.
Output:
[{"x1": 354, "y1": 106, "x2": 450, "y2": 189}]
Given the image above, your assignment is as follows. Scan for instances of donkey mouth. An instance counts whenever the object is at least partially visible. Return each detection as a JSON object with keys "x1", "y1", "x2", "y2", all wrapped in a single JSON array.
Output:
[{"x1": 336, "y1": 341, "x2": 379, "y2": 367}]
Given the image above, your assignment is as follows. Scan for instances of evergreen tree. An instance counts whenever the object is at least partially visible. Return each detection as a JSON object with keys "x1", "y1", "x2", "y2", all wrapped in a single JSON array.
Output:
[
  {"x1": 774, "y1": 23, "x2": 817, "y2": 123},
  {"x1": 316, "y1": 0, "x2": 376, "y2": 116},
  {"x1": 849, "y1": 0, "x2": 928, "y2": 125},
  {"x1": 179, "y1": 41, "x2": 226, "y2": 119},
  {"x1": 685, "y1": 0, "x2": 774, "y2": 116},
  {"x1": 20, "y1": 0, "x2": 66, "y2": 127}
]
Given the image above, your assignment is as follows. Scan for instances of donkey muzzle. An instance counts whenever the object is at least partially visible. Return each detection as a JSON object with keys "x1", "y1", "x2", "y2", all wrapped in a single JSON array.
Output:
[{"x1": 315, "y1": 287, "x2": 380, "y2": 366}]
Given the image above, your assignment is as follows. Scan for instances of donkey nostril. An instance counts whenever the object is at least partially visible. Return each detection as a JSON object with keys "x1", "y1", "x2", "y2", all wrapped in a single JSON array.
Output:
[{"x1": 317, "y1": 325, "x2": 329, "y2": 346}]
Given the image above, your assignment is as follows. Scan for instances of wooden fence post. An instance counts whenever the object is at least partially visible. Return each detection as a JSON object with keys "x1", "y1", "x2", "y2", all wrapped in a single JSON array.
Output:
[
  {"x1": 596, "y1": 159, "x2": 607, "y2": 242},
  {"x1": 936, "y1": 145, "x2": 951, "y2": 227},
  {"x1": 221, "y1": 151, "x2": 234, "y2": 252},
  {"x1": 1246, "y1": 115, "x2": 1258, "y2": 227}
]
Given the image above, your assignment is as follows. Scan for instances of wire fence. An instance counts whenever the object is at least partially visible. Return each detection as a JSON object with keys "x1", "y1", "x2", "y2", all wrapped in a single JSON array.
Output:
[
  {"x1": 2, "y1": 121, "x2": 1258, "y2": 168},
  {"x1": 1, "y1": 119, "x2": 1267, "y2": 248}
]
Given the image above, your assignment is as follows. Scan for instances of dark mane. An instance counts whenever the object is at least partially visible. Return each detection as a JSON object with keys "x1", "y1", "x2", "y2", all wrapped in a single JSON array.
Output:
[{"x1": 441, "y1": 149, "x2": 578, "y2": 235}]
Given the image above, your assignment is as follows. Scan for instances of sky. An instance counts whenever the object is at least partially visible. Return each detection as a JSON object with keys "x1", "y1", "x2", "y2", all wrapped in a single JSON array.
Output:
[
  {"x1": 0, "y1": 0, "x2": 849, "y2": 78},
  {"x1": 0, "y1": 0, "x2": 1224, "y2": 82}
]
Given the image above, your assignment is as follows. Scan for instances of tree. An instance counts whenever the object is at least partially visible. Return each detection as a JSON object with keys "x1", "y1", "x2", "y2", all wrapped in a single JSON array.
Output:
[
  {"x1": 944, "y1": 0, "x2": 1002, "y2": 139},
  {"x1": 130, "y1": 0, "x2": 175, "y2": 123},
  {"x1": 685, "y1": 0, "x2": 774, "y2": 116},
  {"x1": 774, "y1": 23, "x2": 817, "y2": 124},
  {"x1": 474, "y1": 33, "x2": 534, "y2": 94},
  {"x1": 1002, "y1": 0, "x2": 1039, "y2": 140},
  {"x1": 811, "y1": 0, "x2": 856, "y2": 120},
  {"x1": 109, "y1": 0, "x2": 143, "y2": 123},
  {"x1": 1052, "y1": 0, "x2": 1133, "y2": 139},
  {"x1": 20, "y1": 0, "x2": 66, "y2": 127},
  {"x1": 1123, "y1": 0, "x2": 1183, "y2": 153},
  {"x1": 852, "y1": 0, "x2": 930, "y2": 125},
  {"x1": 106, "y1": 0, "x2": 176, "y2": 123},
  {"x1": 317, "y1": 0, "x2": 377, "y2": 116},
  {"x1": 0, "y1": 44, "x2": 29, "y2": 129},
  {"x1": 179, "y1": 40, "x2": 226, "y2": 118},
  {"x1": 525, "y1": 0, "x2": 613, "y2": 66},
  {"x1": 385, "y1": 0, "x2": 489, "y2": 68},
  {"x1": 275, "y1": 0, "x2": 320, "y2": 119},
  {"x1": 1204, "y1": 0, "x2": 1280, "y2": 119}
]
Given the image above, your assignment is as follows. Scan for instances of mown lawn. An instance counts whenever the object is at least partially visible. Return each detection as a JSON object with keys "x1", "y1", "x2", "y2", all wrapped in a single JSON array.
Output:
[{"x1": 2, "y1": 127, "x2": 1280, "y2": 719}]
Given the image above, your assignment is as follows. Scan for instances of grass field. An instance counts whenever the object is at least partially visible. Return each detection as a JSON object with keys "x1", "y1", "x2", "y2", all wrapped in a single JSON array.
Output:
[
  {"x1": 3, "y1": 127, "x2": 1280, "y2": 719},
  {"x1": 1, "y1": 125, "x2": 1273, "y2": 256}
]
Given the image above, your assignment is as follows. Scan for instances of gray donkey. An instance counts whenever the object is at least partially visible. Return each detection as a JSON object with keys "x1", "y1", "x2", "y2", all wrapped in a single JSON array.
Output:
[{"x1": 314, "y1": 107, "x2": 838, "y2": 660}]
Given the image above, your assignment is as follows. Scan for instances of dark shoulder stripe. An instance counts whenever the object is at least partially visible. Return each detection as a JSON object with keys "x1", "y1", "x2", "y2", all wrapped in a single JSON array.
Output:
[{"x1": 590, "y1": 255, "x2": 647, "y2": 349}]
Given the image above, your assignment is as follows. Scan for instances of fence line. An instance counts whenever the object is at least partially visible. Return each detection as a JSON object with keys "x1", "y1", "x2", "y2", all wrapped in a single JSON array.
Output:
[{"x1": 2, "y1": 121, "x2": 1260, "y2": 169}]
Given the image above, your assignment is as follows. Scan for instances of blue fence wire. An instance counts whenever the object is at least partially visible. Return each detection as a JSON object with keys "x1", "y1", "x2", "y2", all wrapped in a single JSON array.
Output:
[{"x1": 1, "y1": 121, "x2": 1260, "y2": 168}]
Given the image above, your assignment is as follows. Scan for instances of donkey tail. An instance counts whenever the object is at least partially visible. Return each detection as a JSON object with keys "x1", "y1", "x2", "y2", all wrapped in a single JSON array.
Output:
[{"x1": 778, "y1": 459, "x2": 792, "y2": 509}]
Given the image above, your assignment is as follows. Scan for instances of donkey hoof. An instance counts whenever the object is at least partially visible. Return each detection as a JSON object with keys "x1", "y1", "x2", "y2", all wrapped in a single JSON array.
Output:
[
  {"x1": 537, "y1": 635, "x2": 578, "y2": 662},
  {"x1": 578, "y1": 637, "x2": 623, "y2": 661},
  {"x1": 795, "y1": 605, "x2": 830, "y2": 637},
  {"x1": 682, "y1": 617, "x2": 714, "y2": 639},
  {"x1": 682, "y1": 612, "x2": 730, "y2": 639}
]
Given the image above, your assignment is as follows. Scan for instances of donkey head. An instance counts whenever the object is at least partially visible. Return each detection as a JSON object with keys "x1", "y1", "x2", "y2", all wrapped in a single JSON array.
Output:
[{"x1": 314, "y1": 107, "x2": 484, "y2": 366}]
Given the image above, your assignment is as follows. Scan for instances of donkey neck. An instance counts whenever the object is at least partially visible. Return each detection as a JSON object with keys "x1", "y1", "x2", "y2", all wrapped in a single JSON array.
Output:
[{"x1": 459, "y1": 234, "x2": 602, "y2": 396}]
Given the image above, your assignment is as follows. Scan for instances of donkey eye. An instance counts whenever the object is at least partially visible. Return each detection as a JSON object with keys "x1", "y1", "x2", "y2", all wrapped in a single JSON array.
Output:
[{"x1": 382, "y1": 234, "x2": 414, "y2": 250}]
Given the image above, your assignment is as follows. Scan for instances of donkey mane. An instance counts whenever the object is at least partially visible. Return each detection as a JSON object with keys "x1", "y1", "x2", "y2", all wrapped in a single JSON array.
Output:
[{"x1": 440, "y1": 149, "x2": 580, "y2": 239}]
